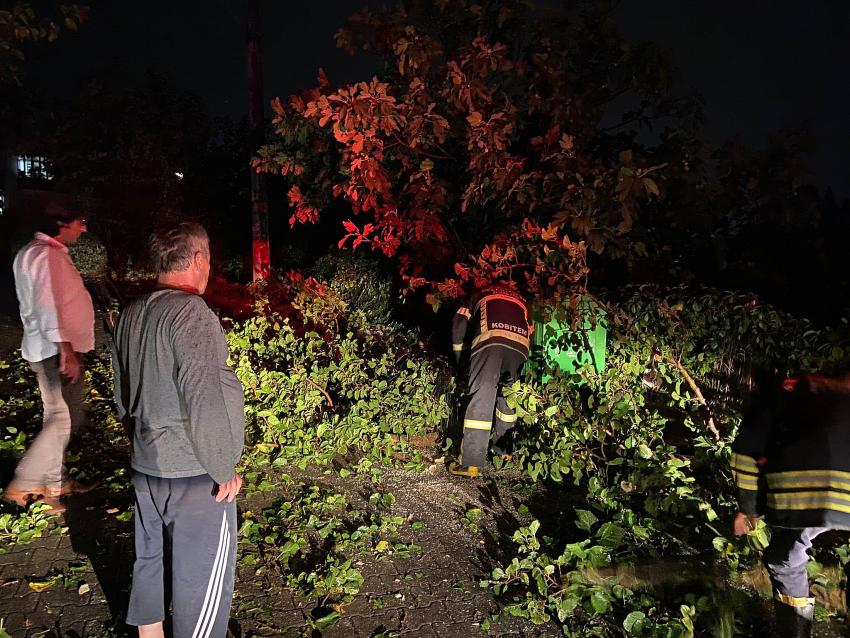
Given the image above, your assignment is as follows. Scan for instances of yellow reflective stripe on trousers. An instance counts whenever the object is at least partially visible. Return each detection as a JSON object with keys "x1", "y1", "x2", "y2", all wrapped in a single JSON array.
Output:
[
  {"x1": 767, "y1": 470, "x2": 850, "y2": 491},
  {"x1": 453, "y1": 343, "x2": 466, "y2": 352},
  {"x1": 472, "y1": 328, "x2": 530, "y2": 349},
  {"x1": 495, "y1": 409, "x2": 517, "y2": 423},
  {"x1": 463, "y1": 419, "x2": 492, "y2": 430},
  {"x1": 767, "y1": 490, "x2": 850, "y2": 514},
  {"x1": 775, "y1": 593, "x2": 814, "y2": 608}
]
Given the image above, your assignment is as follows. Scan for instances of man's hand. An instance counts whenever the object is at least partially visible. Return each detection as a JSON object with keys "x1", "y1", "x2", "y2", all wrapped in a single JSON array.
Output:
[
  {"x1": 732, "y1": 511, "x2": 760, "y2": 536},
  {"x1": 58, "y1": 343, "x2": 82, "y2": 382},
  {"x1": 215, "y1": 473, "x2": 243, "y2": 503}
]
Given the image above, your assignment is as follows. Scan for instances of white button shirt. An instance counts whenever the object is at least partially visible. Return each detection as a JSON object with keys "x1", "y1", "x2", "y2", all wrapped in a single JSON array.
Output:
[{"x1": 13, "y1": 232, "x2": 95, "y2": 362}]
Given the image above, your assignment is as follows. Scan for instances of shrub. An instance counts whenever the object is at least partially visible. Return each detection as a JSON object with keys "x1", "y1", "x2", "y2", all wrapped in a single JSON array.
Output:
[
  {"x1": 483, "y1": 287, "x2": 850, "y2": 634},
  {"x1": 68, "y1": 234, "x2": 109, "y2": 280},
  {"x1": 226, "y1": 312, "x2": 451, "y2": 468},
  {"x1": 313, "y1": 252, "x2": 397, "y2": 326}
]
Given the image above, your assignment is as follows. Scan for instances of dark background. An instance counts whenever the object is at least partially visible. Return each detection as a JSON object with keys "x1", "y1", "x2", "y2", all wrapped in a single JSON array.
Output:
[
  {"x1": 4, "y1": 1, "x2": 849, "y2": 321},
  {"x1": 21, "y1": 0, "x2": 848, "y2": 199}
]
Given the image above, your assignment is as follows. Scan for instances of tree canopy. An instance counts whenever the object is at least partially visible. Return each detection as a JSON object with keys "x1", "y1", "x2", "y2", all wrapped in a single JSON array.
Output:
[
  {"x1": 0, "y1": 3, "x2": 87, "y2": 85},
  {"x1": 255, "y1": 0, "x2": 685, "y2": 309}
]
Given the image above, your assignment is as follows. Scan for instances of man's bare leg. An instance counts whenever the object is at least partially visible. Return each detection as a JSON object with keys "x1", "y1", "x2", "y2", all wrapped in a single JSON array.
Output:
[{"x1": 137, "y1": 622, "x2": 164, "y2": 638}]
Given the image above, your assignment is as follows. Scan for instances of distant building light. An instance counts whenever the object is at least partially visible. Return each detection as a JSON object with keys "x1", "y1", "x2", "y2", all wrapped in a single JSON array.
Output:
[
  {"x1": 174, "y1": 172, "x2": 184, "y2": 180},
  {"x1": 16, "y1": 155, "x2": 52, "y2": 180}
]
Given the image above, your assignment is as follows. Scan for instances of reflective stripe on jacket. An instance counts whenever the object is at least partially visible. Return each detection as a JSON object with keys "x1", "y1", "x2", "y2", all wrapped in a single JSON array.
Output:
[
  {"x1": 732, "y1": 378, "x2": 850, "y2": 529},
  {"x1": 452, "y1": 285, "x2": 531, "y2": 361}
]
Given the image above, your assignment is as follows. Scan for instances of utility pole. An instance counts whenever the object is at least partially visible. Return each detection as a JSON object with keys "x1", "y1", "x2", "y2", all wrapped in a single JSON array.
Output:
[{"x1": 247, "y1": 0, "x2": 269, "y2": 280}]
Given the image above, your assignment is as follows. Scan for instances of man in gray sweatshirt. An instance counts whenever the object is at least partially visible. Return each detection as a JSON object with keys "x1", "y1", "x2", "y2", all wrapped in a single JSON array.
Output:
[{"x1": 112, "y1": 222, "x2": 244, "y2": 638}]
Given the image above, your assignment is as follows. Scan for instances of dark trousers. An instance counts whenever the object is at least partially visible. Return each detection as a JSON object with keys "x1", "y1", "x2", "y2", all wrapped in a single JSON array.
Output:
[
  {"x1": 763, "y1": 527, "x2": 830, "y2": 606},
  {"x1": 127, "y1": 472, "x2": 237, "y2": 638},
  {"x1": 460, "y1": 346, "x2": 525, "y2": 467}
]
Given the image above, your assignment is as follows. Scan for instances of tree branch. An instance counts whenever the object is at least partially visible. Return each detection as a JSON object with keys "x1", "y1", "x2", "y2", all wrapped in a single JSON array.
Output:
[
  {"x1": 306, "y1": 377, "x2": 334, "y2": 408},
  {"x1": 663, "y1": 355, "x2": 720, "y2": 440}
]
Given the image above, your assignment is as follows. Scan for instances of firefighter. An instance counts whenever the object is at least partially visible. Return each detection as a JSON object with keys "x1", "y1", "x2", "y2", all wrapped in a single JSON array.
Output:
[
  {"x1": 731, "y1": 371, "x2": 850, "y2": 638},
  {"x1": 449, "y1": 282, "x2": 531, "y2": 477}
]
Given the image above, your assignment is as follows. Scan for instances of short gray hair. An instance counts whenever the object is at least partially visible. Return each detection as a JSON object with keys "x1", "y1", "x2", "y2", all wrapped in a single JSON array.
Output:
[{"x1": 148, "y1": 222, "x2": 209, "y2": 274}]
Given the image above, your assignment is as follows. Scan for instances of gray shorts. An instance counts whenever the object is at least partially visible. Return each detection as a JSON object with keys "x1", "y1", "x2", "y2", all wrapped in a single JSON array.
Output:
[{"x1": 126, "y1": 471, "x2": 237, "y2": 638}]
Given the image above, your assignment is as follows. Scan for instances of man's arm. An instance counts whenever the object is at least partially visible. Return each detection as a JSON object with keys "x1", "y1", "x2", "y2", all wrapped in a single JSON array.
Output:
[
  {"x1": 109, "y1": 320, "x2": 132, "y2": 436},
  {"x1": 31, "y1": 249, "x2": 82, "y2": 380},
  {"x1": 172, "y1": 298, "x2": 242, "y2": 486},
  {"x1": 58, "y1": 342, "x2": 82, "y2": 382},
  {"x1": 730, "y1": 386, "x2": 775, "y2": 535},
  {"x1": 730, "y1": 447, "x2": 764, "y2": 536},
  {"x1": 451, "y1": 302, "x2": 472, "y2": 364}
]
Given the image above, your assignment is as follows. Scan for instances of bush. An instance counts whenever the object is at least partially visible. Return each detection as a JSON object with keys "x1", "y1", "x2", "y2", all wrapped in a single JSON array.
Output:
[
  {"x1": 68, "y1": 234, "x2": 109, "y2": 280},
  {"x1": 227, "y1": 311, "x2": 451, "y2": 469},
  {"x1": 483, "y1": 286, "x2": 850, "y2": 635},
  {"x1": 313, "y1": 252, "x2": 397, "y2": 326}
]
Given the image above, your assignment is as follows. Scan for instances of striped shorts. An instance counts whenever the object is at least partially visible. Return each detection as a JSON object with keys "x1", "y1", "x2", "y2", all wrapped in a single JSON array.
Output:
[{"x1": 126, "y1": 471, "x2": 237, "y2": 638}]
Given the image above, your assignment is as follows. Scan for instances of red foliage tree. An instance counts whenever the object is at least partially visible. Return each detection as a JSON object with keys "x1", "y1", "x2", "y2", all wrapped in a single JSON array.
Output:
[{"x1": 253, "y1": 0, "x2": 671, "y2": 309}]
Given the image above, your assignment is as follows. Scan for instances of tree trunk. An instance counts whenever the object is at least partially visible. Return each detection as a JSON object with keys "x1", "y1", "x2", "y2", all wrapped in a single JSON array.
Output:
[{"x1": 247, "y1": 0, "x2": 269, "y2": 281}]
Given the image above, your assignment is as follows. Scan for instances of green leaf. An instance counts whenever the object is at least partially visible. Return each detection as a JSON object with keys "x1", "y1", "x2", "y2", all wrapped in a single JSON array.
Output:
[
  {"x1": 589, "y1": 590, "x2": 611, "y2": 614},
  {"x1": 574, "y1": 509, "x2": 598, "y2": 532},
  {"x1": 312, "y1": 611, "x2": 341, "y2": 630},
  {"x1": 623, "y1": 610, "x2": 646, "y2": 632},
  {"x1": 596, "y1": 522, "x2": 626, "y2": 549}
]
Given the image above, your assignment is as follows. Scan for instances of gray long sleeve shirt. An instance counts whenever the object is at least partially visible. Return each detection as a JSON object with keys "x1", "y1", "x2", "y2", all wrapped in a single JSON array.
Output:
[{"x1": 112, "y1": 289, "x2": 244, "y2": 484}]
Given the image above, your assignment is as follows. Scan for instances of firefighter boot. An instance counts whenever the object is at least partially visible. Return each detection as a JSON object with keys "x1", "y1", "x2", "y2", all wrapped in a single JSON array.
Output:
[
  {"x1": 773, "y1": 599, "x2": 813, "y2": 638},
  {"x1": 490, "y1": 444, "x2": 512, "y2": 462},
  {"x1": 448, "y1": 462, "x2": 480, "y2": 478}
]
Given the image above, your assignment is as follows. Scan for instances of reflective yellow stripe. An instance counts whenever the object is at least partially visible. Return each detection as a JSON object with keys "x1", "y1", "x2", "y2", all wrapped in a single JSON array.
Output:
[
  {"x1": 464, "y1": 419, "x2": 492, "y2": 431},
  {"x1": 495, "y1": 409, "x2": 516, "y2": 423},
  {"x1": 456, "y1": 307, "x2": 471, "y2": 319},
  {"x1": 776, "y1": 593, "x2": 814, "y2": 608},
  {"x1": 768, "y1": 490, "x2": 850, "y2": 514},
  {"x1": 453, "y1": 343, "x2": 466, "y2": 352},
  {"x1": 730, "y1": 462, "x2": 759, "y2": 475},
  {"x1": 475, "y1": 294, "x2": 528, "y2": 321},
  {"x1": 730, "y1": 466, "x2": 759, "y2": 479},
  {"x1": 472, "y1": 328, "x2": 530, "y2": 349},
  {"x1": 767, "y1": 470, "x2": 850, "y2": 490},
  {"x1": 731, "y1": 453, "x2": 758, "y2": 472},
  {"x1": 733, "y1": 472, "x2": 758, "y2": 490}
]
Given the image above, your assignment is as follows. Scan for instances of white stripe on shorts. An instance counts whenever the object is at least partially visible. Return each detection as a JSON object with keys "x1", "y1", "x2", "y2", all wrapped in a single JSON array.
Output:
[{"x1": 191, "y1": 511, "x2": 230, "y2": 638}]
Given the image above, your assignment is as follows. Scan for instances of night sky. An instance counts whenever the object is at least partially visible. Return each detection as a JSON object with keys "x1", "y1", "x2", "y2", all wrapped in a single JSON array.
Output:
[{"x1": 23, "y1": 0, "x2": 850, "y2": 199}]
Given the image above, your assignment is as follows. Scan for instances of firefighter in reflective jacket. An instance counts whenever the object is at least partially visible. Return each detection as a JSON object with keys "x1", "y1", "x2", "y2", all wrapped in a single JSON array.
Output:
[
  {"x1": 731, "y1": 372, "x2": 850, "y2": 638},
  {"x1": 449, "y1": 283, "x2": 531, "y2": 477}
]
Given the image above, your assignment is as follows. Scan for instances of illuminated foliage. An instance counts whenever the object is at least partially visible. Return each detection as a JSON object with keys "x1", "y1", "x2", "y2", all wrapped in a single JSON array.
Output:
[{"x1": 254, "y1": 0, "x2": 673, "y2": 308}]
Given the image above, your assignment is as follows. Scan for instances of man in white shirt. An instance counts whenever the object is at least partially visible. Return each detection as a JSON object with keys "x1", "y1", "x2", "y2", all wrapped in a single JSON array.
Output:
[{"x1": 4, "y1": 203, "x2": 98, "y2": 512}]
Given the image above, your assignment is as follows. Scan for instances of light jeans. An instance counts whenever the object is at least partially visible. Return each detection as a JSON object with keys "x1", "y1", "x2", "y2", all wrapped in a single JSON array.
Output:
[{"x1": 13, "y1": 354, "x2": 87, "y2": 490}]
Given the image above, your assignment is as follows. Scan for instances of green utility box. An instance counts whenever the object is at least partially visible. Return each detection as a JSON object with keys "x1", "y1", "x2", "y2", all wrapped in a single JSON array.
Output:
[{"x1": 530, "y1": 300, "x2": 607, "y2": 382}]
